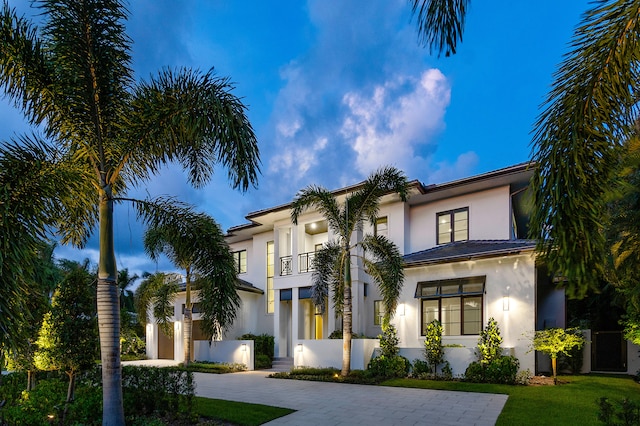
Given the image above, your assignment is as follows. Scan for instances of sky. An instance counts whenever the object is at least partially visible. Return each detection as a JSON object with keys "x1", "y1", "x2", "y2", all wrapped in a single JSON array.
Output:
[{"x1": 1, "y1": 0, "x2": 588, "y2": 280}]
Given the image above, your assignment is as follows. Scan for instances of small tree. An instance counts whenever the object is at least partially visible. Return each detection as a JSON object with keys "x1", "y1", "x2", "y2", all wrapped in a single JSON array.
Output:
[
  {"x1": 424, "y1": 319, "x2": 444, "y2": 374},
  {"x1": 477, "y1": 317, "x2": 503, "y2": 366},
  {"x1": 379, "y1": 317, "x2": 400, "y2": 358},
  {"x1": 531, "y1": 328, "x2": 585, "y2": 384}
]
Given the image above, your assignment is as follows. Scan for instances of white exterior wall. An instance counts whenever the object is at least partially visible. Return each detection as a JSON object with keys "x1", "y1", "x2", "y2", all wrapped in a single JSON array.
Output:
[
  {"x1": 394, "y1": 253, "x2": 537, "y2": 376},
  {"x1": 408, "y1": 186, "x2": 511, "y2": 254}
]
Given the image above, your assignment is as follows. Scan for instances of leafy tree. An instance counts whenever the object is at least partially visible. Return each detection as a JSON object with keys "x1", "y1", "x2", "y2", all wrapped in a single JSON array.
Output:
[
  {"x1": 531, "y1": 328, "x2": 585, "y2": 384},
  {"x1": 0, "y1": 2, "x2": 259, "y2": 424},
  {"x1": 34, "y1": 260, "x2": 98, "y2": 408},
  {"x1": 424, "y1": 319, "x2": 444, "y2": 374},
  {"x1": 477, "y1": 317, "x2": 503, "y2": 366},
  {"x1": 140, "y1": 210, "x2": 240, "y2": 366},
  {"x1": 291, "y1": 166, "x2": 408, "y2": 376},
  {"x1": 410, "y1": 1, "x2": 640, "y2": 299}
]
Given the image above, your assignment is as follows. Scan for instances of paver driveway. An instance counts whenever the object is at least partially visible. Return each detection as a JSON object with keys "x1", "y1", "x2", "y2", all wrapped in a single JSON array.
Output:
[{"x1": 194, "y1": 370, "x2": 507, "y2": 426}]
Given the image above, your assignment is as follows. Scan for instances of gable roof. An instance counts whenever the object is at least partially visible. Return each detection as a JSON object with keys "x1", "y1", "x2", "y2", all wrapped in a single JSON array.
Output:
[
  {"x1": 178, "y1": 278, "x2": 264, "y2": 295},
  {"x1": 403, "y1": 239, "x2": 536, "y2": 267}
]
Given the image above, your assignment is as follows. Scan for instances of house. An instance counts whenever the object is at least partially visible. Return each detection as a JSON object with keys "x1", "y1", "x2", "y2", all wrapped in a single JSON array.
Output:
[{"x1": 145, "y1": 162, "x2": 640, "y2": 376}]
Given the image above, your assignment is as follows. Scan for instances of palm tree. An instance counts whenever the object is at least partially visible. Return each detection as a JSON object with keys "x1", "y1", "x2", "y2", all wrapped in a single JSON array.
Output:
[
  {"x1": 0, "y1": 2, "x2": 259, "y2": 424},
  {"x1": 291, "y1": 166, "x2": 408, "y2": 376},
  {"x1": 141, "y1": 209, "x2": 240, "y2": 366},
  {"x1": 117, "y1": 269, "x2": 139, "y2": 313},
  {"x1": 410, "y1": 1, "x2": 640, "y2": 298}
]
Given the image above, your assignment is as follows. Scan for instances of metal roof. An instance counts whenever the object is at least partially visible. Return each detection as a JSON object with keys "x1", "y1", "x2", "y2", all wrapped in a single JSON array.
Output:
[{"x1": 403, "y1": 239, "x2": 536, "y2": 267}]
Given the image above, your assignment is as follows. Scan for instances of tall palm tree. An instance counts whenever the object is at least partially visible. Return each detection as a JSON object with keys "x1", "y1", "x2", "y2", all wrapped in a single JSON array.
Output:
[
  {"x1": 0, "y1": 2, "x2": 259, "y2": 424},
  {"x1": 410, "y1": 0, "x2": 640, "y2": 298},
  {"x1": 141, "y1": 209, "x2": 240, "y2": 366},
  {"x1": 291, "y1": 166, "x2": 408, "y2": 376}
]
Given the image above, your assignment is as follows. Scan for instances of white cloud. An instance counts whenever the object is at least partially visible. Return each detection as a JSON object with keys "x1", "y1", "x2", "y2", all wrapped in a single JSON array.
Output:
[
  {"x1": 341, "y1": 69, "x2": 451, "y2": 176},
  {"x1": 426, "y1": 151, "x2": 480, "y2": 184}
]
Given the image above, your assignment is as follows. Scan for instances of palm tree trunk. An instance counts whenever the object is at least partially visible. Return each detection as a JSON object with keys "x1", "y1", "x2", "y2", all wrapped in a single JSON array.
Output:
[
  {"x1": 341, "y1": 251, "x2": 352, "y2": 377},
  {"x1": 183, "y1": 267, "x2": 193, "y2": 366},
  {"x1": 26, "y1": 370, "x2": 33, "y2": 391},
  {"x1": 97, "y1": 190, "x2": 125, "y2": 426}
]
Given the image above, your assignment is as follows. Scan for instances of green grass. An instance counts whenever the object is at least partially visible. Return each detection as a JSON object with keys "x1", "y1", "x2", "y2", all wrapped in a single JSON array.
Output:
[
  {"x1": 193, "y1": 396, "x2": 294, "y2": 425},
  {"x1": 381, "y1": 374, "x2": 640, "y2": 426}
]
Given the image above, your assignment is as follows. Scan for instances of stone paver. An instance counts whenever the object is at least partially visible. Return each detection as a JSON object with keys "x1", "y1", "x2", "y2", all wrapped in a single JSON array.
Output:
[{"x1": 193, "y1": 370, "x2": 508, "y2": 426}]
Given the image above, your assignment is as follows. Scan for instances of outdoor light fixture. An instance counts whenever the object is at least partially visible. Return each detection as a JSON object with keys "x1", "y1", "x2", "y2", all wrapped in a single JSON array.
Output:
[
  {"x1": 503, "y1": 296, "x2": 510, "y2": 311},
  {"x1": 297, "y1": 343, "x2": 303, "y2": 352},
  {"x1": 397, "y1": 303, "x2": 405, "y2": 316},
  {"x1": 241, "y1": 343, "x2": 247, "y2": 352}
]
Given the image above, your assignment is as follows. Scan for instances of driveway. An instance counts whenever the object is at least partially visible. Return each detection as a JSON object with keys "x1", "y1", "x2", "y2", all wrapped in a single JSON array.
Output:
[{"x1": 194, "y1": 370, "x2": 507, "y2": 426}]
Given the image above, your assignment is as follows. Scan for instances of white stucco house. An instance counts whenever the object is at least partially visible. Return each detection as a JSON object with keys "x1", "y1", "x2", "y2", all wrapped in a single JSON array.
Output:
[{"x1": 145, "y1": 162, "x2": 640, "y2": 376}]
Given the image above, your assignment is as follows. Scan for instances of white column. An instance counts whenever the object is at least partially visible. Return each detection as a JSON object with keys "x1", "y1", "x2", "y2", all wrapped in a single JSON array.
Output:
[
  {"x1": 292, "y1": 289, "x2": 299, "y2": 348},
  {"x1": 291, "y1": 224, "x2": 299, "y2": 274},
  {"x1": 274, "y1": 289, "x2": 282, "y2": 357}
]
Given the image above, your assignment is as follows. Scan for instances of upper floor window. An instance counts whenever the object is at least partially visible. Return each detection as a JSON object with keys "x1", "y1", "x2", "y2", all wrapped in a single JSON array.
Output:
[
  {"x1": 437, "y1": 208, "x2": 468, "y2": 245},
  {"x1": 374, "y1": 216, "x2": 388, "y2": 238},
  {"x1": 233, "y1": 250, "x2": 247, "y2": 274}
]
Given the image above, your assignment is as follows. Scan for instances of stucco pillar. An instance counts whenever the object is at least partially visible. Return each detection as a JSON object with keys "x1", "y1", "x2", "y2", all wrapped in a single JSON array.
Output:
[
  {"x1": 274, "y1": 289, "x2": 282, "y2": 357},
  {"x1": 292, "y1": 289, "x2": 299, "y2": 347}
]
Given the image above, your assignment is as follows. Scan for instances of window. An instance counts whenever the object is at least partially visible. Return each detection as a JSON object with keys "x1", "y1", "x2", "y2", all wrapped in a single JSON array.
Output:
[
  {"x1": 416, "y1": 276, "x2": 484, "y2": 336},
  {"x1": 437, "y1": 208, "x2": 468, "y2": 245},
  {"x1": 266, "y1": 241, "x2": 274, "y2": 313},
  {"x1": 233, "y1": 250, "x2": 247, "y2": 274},
  {"x1": 373, "y1": 300, "x2": 385, "y2": 326},
  {"x1": 374, "y1": 216, "x2": 388, "y2": 238}
]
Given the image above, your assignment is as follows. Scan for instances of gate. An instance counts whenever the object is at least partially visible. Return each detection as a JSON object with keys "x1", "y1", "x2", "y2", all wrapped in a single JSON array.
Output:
[{"x1": 592, "y1": 331, "x2": 627, "y2": 372}]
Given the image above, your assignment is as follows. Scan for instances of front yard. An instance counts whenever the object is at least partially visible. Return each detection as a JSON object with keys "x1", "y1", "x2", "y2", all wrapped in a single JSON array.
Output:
[{"x1": 382, "y1": 374, "x2": 640, "y2": 425}]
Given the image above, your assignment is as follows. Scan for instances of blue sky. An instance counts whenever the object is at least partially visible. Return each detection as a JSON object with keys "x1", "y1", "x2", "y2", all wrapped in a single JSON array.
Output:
[{"x1": 1, "y1": 0, "x2": 587, "y2": 278}]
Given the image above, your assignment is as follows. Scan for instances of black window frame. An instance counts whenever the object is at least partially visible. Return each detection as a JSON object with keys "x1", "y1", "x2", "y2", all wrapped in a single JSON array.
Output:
[
  {"x1": 233, "y1": 249, "x2": 247, "y2": 274},
  {"x1": 416, "y1": 276, "x2": 484, "y2": 336},
  {"x1": 436, "y1": 207, "x2": 469, "y2": 245}
]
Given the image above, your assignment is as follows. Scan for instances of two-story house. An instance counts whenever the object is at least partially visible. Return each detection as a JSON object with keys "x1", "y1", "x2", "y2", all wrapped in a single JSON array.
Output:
[{"x1": 145, "y1": 162, "x2": 606, "y2": 375}]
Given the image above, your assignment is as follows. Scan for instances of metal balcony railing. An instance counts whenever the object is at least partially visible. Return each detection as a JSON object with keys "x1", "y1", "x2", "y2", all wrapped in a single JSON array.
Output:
[
  {"x1": 298, "y1": 251, "x2": 316, "y2": 273},
  {"x1": 280, "y1": 256, "x2": 292, "y2": 276}
]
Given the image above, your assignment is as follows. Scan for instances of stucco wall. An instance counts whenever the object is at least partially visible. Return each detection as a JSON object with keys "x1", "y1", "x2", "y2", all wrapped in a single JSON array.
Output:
[{"x1": 293, "y1": 339, "x2": 379, "y2": 370}]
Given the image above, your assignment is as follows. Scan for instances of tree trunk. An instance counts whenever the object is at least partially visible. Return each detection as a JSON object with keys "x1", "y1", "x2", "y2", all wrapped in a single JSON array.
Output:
[
  {"x1": 552, "y1": 356, "x2": 557, "y2": 385},
  {"x1": 62, "y1": 370, "x2": 76, "y2": 425},
  {"x1": 26, "y1": 370, "x2": 33, "y2": 391},
  {"x1": 341, "y1": 251, "x2": 352, "y2": 377},
  {"x1": 97, "y1": 190, "x2": 125, "y2": 426},
  {"x1": 183, "y1": 267, "x2": 193, "y2": 366}
]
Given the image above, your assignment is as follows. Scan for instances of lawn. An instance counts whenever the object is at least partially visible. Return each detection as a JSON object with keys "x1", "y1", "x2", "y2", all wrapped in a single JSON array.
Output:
[
  {"x1": 381, "y1": 374, "x2": 640, "y2": 425},
  {"x1": 194, "y1": 397, "x2": 294, "y2": 425}
]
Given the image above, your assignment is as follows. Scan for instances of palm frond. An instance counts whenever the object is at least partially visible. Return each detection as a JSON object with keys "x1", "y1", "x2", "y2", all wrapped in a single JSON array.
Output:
[
  {"x1": 410, "y1": 0, "x2": 470, "y2": 57},
  {"x1": 361, "y1": 234, "x2": 405, "y2": 317},
  {"x1": 291, "y1": 185, "x2": 343, "y2": 234},
  {"x1": 126, "y1": 67, "x2": 260, "y2": 190},
  {"x1": 310, "y1": 241, "x2": 343, "y2": 313},
  {"x1": 151, "y1": 275, "x2": 181, "y2": 337},
  {"x1": 530, "y1": 0, "x2": 640, "y2": 297}
]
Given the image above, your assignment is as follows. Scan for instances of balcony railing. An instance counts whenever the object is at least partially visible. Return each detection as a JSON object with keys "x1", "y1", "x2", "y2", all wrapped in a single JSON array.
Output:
[
  {"x1": 280, "y1": 256, "x2": 292, "y2": 276},
  {"x1": 298, "y1": 251, "x2": 316, "y2": 273}
]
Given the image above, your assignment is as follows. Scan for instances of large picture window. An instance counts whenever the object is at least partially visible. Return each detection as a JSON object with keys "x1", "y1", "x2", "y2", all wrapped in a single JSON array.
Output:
[
  {"x1": 233, "y1": 250, "x2": 247, "y2": 274},
  {"x1": 437, "y1": 207, "x2": 468, "y2": 245},
  {"x1": 416, "y1": 276, "x2": 484, "y2": 336}
]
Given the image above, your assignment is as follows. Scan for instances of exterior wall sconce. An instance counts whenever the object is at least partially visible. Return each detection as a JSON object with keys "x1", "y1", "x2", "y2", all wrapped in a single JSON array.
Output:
[
  {"x1": 503, "y1": 296, "x2": 510, "y2": 311},
  {"x1": 397, "y1": 303, "x2": 405, "y2": 316},
  {"x1": 241, "y1": 343, "x2": 247, "y2": 352},
  {"x1": 297, "y1": 343, "x2": 303, "y2": 352}
]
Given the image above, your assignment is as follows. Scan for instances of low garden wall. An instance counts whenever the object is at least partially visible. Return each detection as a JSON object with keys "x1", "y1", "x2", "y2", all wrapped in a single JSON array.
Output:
[
  {"x1": 193, "y1": 340, "x2": 254, "y2": 370},
  {"x1": 293, "y1": 339, "x2": 379, "y2": 370}
]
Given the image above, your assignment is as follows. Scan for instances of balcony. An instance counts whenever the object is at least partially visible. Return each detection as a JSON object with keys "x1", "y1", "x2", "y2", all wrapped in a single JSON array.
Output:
[
  {"x1": 280, "y1": 256, "x2": 292, "y2": 276},
  {"x1": 299, "y1": 251, "x2": 316, "y2": 273}
]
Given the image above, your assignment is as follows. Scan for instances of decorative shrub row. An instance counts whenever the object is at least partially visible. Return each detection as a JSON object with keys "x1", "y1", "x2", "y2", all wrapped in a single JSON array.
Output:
[{"x1": 239, "y1": 333, "x2": 274, "y2": 369}]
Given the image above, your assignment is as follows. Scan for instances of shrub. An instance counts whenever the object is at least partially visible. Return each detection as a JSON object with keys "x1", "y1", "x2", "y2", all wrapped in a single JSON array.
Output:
[
  {"x1": 516, "y1": 369, "x2": 532, "y2": 385},
  {"x1": 597, "y1": 397, "x2": 640, "y2": 425},
  {"x1": 464, "y1": 361, "x2": 485, "y2": 383},
  {"x1": 121, "y1": 366, "x2": 195, "y2": 420},
  {"x1": 379, "y1": 318, "x2": 400, "y2": 358},
  {"x1": 412, "y1": 359, "x2": 431, "y2": 376},
  {"x1": 328, "y1": 330, "x2": 366, "y2": 339},
  {"x1": 477, "y1": 317, "x2": 503, "y2": 366},
  {"x1": 255, "y1": 353, "x2": 272, "y2": 369},
  {"x1": 485, "y1": 356, "x2": 519, "y2": 384},
  {"x1": 368, "y1": 355, "x2": 411, "y2": 378}
]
